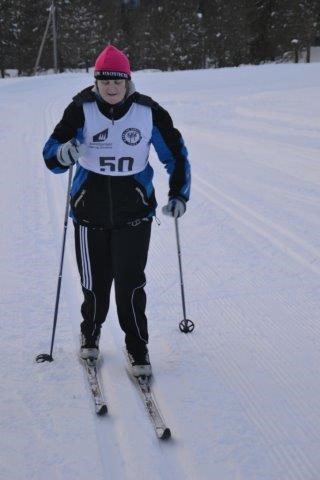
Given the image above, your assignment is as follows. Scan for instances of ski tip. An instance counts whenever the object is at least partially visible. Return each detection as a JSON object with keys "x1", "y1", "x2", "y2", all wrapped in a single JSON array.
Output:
[
  {"x1": 96, "y1": 404, "x2": 108, "y2": 416},
  {"x1": 157, "y1": 427, "x2": 171, "y2": 440}
]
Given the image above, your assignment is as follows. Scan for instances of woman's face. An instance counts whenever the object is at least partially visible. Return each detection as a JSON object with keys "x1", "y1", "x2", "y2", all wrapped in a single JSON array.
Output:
[{"x1": 97, "y1": 79, "x2": 127, "y2": 104}]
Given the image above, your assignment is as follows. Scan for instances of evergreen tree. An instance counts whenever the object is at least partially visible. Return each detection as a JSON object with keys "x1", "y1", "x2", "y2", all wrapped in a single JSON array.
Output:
[
  {"x1": 16, "y1": 0, "x2": 48, "y2": 75},
  {"x1": 270, "y1": 0, "x2": 319, "y2": 62},
  {"x1": 1, "y1": 0, "x2": 318, "y2": 76},
  {"x1": 246, "y1": 0, "x2": 276, "y2": 64},
  {"x1": 0, "y1": 0, "x2": 17, "y2": 77},
  {"x1": 119, "y1": 0, "x2": 203, "y2": 71},
  {"x1": 55, "y1": 0, "x2": 104, "y2": 71}
]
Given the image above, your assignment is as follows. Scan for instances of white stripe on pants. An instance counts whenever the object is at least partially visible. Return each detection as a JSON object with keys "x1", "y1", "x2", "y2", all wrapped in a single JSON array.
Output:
[{"x1": 79, "y1": 225, "x2": 92, "y2": 290}]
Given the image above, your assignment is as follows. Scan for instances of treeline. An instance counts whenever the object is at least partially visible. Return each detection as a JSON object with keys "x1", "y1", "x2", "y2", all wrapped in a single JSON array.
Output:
[{"x1": 0, "y1": 0, "x2": 319, "y2": 77}]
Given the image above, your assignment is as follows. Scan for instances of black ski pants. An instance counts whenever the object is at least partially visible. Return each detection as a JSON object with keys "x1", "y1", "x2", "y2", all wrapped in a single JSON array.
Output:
[{"x1": 74, "y1": 220, "x2": 152, "y2": 355}]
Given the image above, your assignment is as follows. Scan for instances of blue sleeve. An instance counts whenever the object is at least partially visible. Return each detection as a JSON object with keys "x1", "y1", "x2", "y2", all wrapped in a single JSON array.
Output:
[
  {"x1": 43, "y1": 137, "x2": 68, "y2": 173},
  {"x1": 151, "y1": 105, "x2": 191, "y2": 201},
  {"x1": 43, "y1": 101, "x2": 84, "y2": 174}
]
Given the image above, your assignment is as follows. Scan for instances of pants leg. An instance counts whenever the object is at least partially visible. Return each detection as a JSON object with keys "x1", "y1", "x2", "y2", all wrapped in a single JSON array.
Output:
[
  {"x1": 74, "y1": 223, "x2": 113, "y2": 338},
  {"x1": 111, "y1": 220, "x2": 152, "y2": 354}
]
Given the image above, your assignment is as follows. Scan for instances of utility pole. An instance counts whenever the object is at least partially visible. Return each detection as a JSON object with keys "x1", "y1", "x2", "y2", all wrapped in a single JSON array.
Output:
[
  {"x1": 52, "y1": 0, "x2": 58, "y2": 73},
  {"x1": 34, "y1": 1, "x2": 58, "y2": 75}
]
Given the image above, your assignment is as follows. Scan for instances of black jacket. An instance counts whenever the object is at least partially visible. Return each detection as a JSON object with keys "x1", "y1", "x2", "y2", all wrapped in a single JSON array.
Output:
[{"x1": 43, "y1": 86, "x2": 191, "y2": 228}]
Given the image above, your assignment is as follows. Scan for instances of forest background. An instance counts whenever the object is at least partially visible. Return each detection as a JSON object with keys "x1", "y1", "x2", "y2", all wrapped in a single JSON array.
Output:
[{"x1": 0, "y1": 0, "x2": 319, "y2": 77}]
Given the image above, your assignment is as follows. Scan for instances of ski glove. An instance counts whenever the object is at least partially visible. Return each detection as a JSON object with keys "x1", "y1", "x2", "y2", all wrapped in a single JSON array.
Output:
[
  {"x1": 57, "y1": 140, "x2": 86, "y2": 167},
  {"x1": 162, "y1": 198, "x2": 186, "y2": 218}
]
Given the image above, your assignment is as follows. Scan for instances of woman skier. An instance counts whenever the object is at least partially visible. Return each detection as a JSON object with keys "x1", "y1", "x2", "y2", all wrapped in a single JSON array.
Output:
[{"x1": 43, "y1": 45, "x2": 191, "y2": 377}]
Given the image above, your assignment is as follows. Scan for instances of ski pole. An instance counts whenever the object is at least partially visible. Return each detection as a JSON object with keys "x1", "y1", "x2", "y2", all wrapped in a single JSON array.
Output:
[
  {"x1": 174, "y1": 217, "x2": 195, "y2": 333},
  {"x1": 36, "y1": 166, "x2": 73, "y2": 362}
]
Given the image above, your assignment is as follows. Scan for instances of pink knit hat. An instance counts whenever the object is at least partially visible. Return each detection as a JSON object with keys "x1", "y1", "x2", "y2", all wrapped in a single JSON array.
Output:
[{"x1": 94, "y1": 45, "x2": 131, "y2": 80}]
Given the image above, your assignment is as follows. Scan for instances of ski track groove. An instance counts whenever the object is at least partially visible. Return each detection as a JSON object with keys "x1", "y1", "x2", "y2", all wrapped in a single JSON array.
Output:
[
  {"x1": 147, "y1": 166, "x2": 320, "y2": 478},
  {"x1": 149, "y1": 223, "x2": 319, "y2": 479},
  {"x1": 106, "y1": 298, "x2": 199, "y2": 480},
  {"x1": 167, "y1": 195, "x2": 320, "y2": 478},
  {"x1": 159, "y1": 206, "x2": 320, "y2": 479},
  {"x1": 178, "y1": 318, "x2": 320, "y2": 480},
  {"x1": 213, "y1": 297, "x2": 320, "y2": 443},
  {"x1": 152, "y1": 108, "x2": 320, "y2": 477},
  {"x1": 235, "y1": 102, "x2": 320, "y2": 132},
  {"x1": 185, "y1": 125, "x2": 320, "y2": 186},
  {"x1": 46, "y1": 183, "x2": 127, "y2": 480},
  {"x1": 266, "y1": 186, "x2": 320, "y2": 208},
  {"x1": 187, "y1": 122, "x2": 320, "y2": 163},
  {"x1": 192, "y1": 174, "x2": 320, "y2": 275}
]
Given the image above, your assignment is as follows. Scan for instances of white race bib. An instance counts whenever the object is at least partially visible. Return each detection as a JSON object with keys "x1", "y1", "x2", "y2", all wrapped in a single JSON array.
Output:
[{"x1": 79, "y1": 101, "x2": 153, "y2": 176}]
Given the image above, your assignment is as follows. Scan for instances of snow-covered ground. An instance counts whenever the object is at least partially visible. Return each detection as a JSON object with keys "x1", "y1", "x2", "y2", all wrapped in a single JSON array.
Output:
[{"x1": 1, "y1": 63, "x2": 320, "y2": 480}]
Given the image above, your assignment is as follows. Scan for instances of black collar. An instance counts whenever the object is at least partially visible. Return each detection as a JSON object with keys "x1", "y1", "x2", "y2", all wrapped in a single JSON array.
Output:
[{"x1": 95, "y1": 95, "x2": 134, "y2": 121}]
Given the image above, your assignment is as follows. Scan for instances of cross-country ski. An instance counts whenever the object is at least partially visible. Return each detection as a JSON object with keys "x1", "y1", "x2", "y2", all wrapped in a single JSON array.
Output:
[
  {"x1": 82, "y1": 358, "x2": 108, "y2": 416},
  {"x1": 130, "y1": 375, "x2": 171, "y2": 440},
  {"x1": 124, "y1": 349, "x2": 171, "y2": 440}
]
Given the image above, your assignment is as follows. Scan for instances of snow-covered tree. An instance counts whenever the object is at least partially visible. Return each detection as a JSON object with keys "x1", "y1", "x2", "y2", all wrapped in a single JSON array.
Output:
[
  {"x1": 1, "y1": 0, "x2": 318, "y2": 75},
  {"x1": 53, "y1": 0, "x2": 103, "y2": 71},
  {"x1": 270, "y1": 0, "x2": 319, "y2": 62},
  {"x1": 0, "y1": 0, "x2": 17, "y2": 77}
]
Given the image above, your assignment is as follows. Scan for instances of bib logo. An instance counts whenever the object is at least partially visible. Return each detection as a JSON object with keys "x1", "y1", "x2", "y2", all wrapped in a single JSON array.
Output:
[
  {"x1": 93, "y1": 128, "x2": 108, "y2": 142},
  {"x1": 122, "y1": 128, "x2": 142, "y2": 146}
]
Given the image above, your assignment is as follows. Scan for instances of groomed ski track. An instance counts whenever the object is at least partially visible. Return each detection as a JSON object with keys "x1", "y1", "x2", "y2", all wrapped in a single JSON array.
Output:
[{"x1": 2, "y1": 64, "x2": 320, "y2": 479}]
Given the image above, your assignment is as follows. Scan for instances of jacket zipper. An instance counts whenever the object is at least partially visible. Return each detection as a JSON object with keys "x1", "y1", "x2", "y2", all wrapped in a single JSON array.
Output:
[
  {"x1": 106, "y1": 107, "x2": 114, "y2": 225},
  {"x1": 107, "y1": 176, "x2": 114, "y2": 226},
  {"x1": 74, "y1": 189, "x2": 86, "y2": 208}
]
